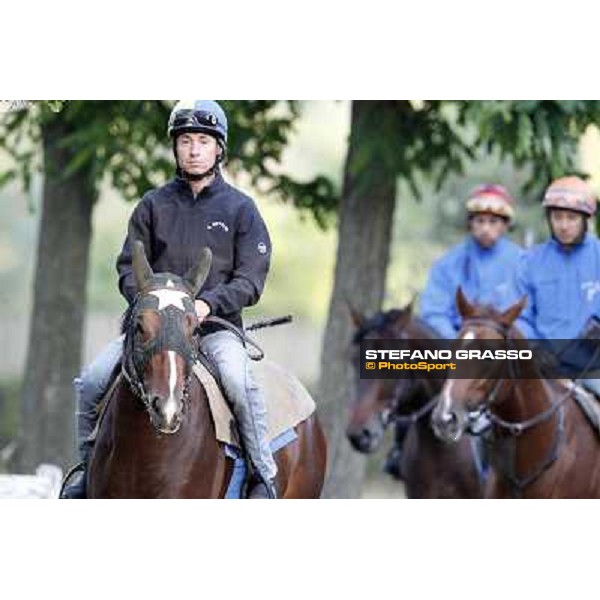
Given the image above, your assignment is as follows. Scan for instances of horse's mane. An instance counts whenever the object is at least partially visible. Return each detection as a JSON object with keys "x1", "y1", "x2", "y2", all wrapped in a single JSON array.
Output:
[
  {"x1": 352, "y1": 308, "x2": 439, "y2": 342},
  {"x1": 411, "y1": 316, "x2": 443, "y2": 339},
  {"x1": 352, "y1": 309, "x2": 403, "y2": 344}
]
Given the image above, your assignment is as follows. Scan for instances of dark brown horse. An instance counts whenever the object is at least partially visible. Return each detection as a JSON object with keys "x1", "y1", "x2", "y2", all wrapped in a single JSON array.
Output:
[
  {"x1": 346, "y1": 301, "x2": 484, "y2": 498},
  {"x1": 88, "y1": 242, "x2": 327, "y2": 498},
  {"x1": 432, "y1": 288, "x2": 600, "y2": 498}
]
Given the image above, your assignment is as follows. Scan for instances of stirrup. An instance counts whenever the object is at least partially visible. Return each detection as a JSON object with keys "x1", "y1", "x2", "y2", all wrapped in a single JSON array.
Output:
[{"x1": 58, "y1": 462, "x2": 86, "y2": 499}]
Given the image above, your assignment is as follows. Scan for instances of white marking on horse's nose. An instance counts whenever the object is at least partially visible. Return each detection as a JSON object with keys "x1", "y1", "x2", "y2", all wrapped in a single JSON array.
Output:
[
  {"x1": 163, "y1": 351, "x2": 178, "y2": 425},
  {"x1": 441, "y1": 380, "x2": 454, "y2": 415}
]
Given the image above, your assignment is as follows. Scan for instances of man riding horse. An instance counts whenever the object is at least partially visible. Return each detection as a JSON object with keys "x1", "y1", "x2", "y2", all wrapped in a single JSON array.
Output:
[
  {"x1": 62, "y1": 100, "x2": 278, "y2": 499},
  {"x1": 385, "y1": 184, "x2": 523, "y2": 477},
  {"x1": 513, "y1": 175, "x2": 600, "y2": 394}
]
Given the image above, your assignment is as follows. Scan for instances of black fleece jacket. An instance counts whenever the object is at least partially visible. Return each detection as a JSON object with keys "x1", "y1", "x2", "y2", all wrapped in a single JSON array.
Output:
[{"x1": 116, "y1": 171, "x2": 271, "y2": 331}]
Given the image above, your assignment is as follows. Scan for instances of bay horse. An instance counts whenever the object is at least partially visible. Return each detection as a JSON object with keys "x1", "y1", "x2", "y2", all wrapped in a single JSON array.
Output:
[
  {"x1": 88, "y1": 241, "x2": 327, "y2": 498},
  {"x1": 431, "y1": 287, "x2": 600, "y2": 498},
  {"x1": 346, "y1": 300, "x2": 484, "y2": 498}
]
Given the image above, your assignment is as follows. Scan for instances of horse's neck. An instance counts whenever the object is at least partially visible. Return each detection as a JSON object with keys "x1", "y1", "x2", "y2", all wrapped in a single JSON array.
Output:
[
  {"x1": 116, "y1": 379, "x2": 223, "y2": 489},
  {"x1": 493, "y1": 378, "x2": 551, "y2": 423},
  {"x1": 395, "y1": 319, "x2": 443, "y2": 409}
]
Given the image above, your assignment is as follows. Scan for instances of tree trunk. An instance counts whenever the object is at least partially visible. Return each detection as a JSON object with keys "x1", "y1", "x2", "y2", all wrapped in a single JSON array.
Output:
[
  {"x1": 18, "y1": 116, "x2": 96, "y2": 473},
  {"x1": 318, "y1": 101, "x2": 398, "y2": 498}
]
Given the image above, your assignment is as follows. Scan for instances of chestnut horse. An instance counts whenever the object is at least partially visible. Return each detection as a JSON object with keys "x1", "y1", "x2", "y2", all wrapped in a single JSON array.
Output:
[
  {"x1": 88, "y1": 242, "x2": 327, "y2": 498},
  {"x1": 432, "y1": 288, "x2": 600, "y2": 498},
  {"x1": 346, "y1": 301, "x2": 484, "y2": 498}
]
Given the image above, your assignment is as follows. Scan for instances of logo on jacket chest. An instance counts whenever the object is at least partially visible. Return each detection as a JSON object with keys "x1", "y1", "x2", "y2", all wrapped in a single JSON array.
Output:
[
  {"x1": 582, "y1": 280, "x2": 600, "y2": 302},
  {"x1": 207, "y1": 221, "x2": 229, "y2": 232}
]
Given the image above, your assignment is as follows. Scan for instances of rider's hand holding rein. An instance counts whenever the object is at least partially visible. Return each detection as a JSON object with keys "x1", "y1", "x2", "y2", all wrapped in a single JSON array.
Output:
[{"x1": 195, "y1": 299, "x2": 211, "y2": 322}]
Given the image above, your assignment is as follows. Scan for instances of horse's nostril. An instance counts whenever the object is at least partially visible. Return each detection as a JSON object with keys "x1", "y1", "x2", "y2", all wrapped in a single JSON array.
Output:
[{"x1": 151, "y1": 396, "x2": 161, "y2": 412}]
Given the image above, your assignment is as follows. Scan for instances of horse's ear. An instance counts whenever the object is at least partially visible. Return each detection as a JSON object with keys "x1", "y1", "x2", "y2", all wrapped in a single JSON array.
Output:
[
  {"x1": 402, "y1": 294, "x2": 417, "y2": 317},
  {"x1": 499, "y1": 296, "x2": 527, "y2": 327},
  {"x1": 132, "y1": 240, "x2": 154, "y2": 292},
  {"x1": 345, "y1": 299, "x2": 365, "y2": 329},
  {"x1": 392, "y1": 308, "x2": 412, "y2": 331},
  {"x1": 456, "y1": 286, "x2": 475, "y2": 318},
  {"x1": 184, "y1": 247, "x2": 213, "y2": 296}
]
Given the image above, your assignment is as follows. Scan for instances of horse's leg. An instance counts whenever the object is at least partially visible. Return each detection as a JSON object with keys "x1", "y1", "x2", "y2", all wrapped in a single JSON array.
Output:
[
  {"x1": 403, "y1": 420, "x2": 483, "y2": 498},
  {"x1": 399, "y1": 424, "x2": 421, "y2": 498},
  {"x1": 273, "y1": 414, "x2": 327, "y2": 499}
]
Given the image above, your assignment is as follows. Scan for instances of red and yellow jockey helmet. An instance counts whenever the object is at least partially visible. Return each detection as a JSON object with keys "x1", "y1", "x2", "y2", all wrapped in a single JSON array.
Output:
[
  {"x1": 542, "y1": 175, "x2": 596, "y2": 217},
  {"x1": 466, "y1": 184, "x2": 515, "y2": 221}
]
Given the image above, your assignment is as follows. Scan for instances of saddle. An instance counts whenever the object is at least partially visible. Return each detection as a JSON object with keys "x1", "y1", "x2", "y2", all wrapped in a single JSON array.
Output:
[
  {"x1": 193, "y1": 358, "x2": 315, "y2": 447},
  {"x1": 567, "y1": 381, "x2": 600, "y2": 437}
]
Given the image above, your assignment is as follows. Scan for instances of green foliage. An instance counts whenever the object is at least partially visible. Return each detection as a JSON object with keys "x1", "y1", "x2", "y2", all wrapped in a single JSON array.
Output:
[
  {"x1": 0, "y1": 100, "x2": 339, "y2": 226},
  {"x1": 459, "y1": 101, "x2": 600, "y2": 194},
  {"x1": 347, "y1": 101, "x2": 475, "y2": 198},
  {"x1": 2, "y1": 100, "x2": 594, "y2": 228},
  {"x1": 0, "y1": 377, "x2": 21, "y2": 445},
  {"x1": 344, "y1": 100, "x2": 600, "y2": 202}
]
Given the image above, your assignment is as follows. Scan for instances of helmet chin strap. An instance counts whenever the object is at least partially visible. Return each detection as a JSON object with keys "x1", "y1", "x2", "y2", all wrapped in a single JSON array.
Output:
[{"x1": 178, "y1": 160, "x2": 220, "y2": 182}]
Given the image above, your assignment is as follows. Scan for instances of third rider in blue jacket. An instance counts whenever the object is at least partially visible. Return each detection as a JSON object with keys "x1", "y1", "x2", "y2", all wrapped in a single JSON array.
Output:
[{"x1": 420, "y1": 184, "x2": 523, "y2": 338}]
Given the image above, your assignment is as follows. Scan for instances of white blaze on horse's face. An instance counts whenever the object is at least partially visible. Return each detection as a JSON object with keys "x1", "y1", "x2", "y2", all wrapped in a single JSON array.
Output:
[
  {"x1": 149, "y1": 288, "x2": 189, "y2": 311},
  {"x1": 440, "y1": 379, "x2": 455, "y2": 416},
  {"x1": 163, "y1": 351, "x2": 179, "y2": 427},
  {"x1": 460, "y1": 330, "x2": 476, "y2": 341}
]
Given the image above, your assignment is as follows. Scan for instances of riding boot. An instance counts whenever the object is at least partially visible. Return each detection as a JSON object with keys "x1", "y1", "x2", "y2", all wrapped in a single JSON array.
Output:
[
  {"x1": 225, "y1": 357, "x2": 278, "y2": 498},
  {"x1": 60, "y1": 441, "x2": 93, "y2": 499},
  {"x1": 60, "y1": 371, "x2": 103, "y2": 499},
  {"x1": 383, "y1": 421, "x2": 410, "y2": 480},
  {"x1": 198, "y1": 331, "x2": 278, "y2": 498},
  {"x1": 247, "y1": 472, "x2": 278, "y2": 499}
]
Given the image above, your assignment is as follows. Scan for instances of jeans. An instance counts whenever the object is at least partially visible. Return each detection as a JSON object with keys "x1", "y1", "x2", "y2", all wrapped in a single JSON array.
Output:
[
  {"x1": 199, "y1": 330, "x2": 277, "y2": 481},
  {"x1": 74, "y1": 330, "x2": 277, "y2": 481},
  {"x1": 581, "y1": 378, "x2": 600, "y2": 398}
]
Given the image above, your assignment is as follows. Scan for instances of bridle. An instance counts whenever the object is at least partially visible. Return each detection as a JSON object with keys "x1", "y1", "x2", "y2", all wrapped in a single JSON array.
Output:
[
  {"x1": 456, "y1": 317, "x2": 584, "y2": 493},
  {"x1": 382, "y1": 378, "x2": 440, "y2": 428},
  {"x1": 121, "y1": 289, "x2": 199, "y2": 434},
  {"x1": 354, "y1": 310, "x2": 440, "y2": 430},
  {"x1": 121, "y1": 288, "x2": 267, "y2": 435}
]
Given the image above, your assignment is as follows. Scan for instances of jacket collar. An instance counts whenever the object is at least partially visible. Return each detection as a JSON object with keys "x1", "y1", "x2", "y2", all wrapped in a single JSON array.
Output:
[{"x1": 173, "y1": 169, "x2": 226, "y2": 199}]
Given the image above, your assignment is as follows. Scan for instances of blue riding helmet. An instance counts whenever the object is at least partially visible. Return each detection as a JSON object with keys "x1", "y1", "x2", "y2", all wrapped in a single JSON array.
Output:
[{"x1": 168, "y1": 100, "x2": 228, "y2": 144}]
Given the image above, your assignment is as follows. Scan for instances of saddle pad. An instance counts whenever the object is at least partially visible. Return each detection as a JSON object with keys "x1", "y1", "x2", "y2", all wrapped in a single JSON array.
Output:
[
  {"x1": 223, "y1": 428, "x2": 298, "y2": 499},
  {"x1": 192, "y1": 358, "x2": 316, "y2": 448},
  {"x1": 569, "y1": 382, "x2": 600, "y2": 438}
]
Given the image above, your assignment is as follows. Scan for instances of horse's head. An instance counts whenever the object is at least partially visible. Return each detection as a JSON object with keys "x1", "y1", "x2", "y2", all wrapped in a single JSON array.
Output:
[
  {"x1": 432, "y1": 287, "x2": 527, "y2": 443},
  {"x1": 345, "y1": 298, "x2": 419, "y2": 453},
  {"x1": 122, "y1": 241, "x2": 212, "y2": 434}
]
